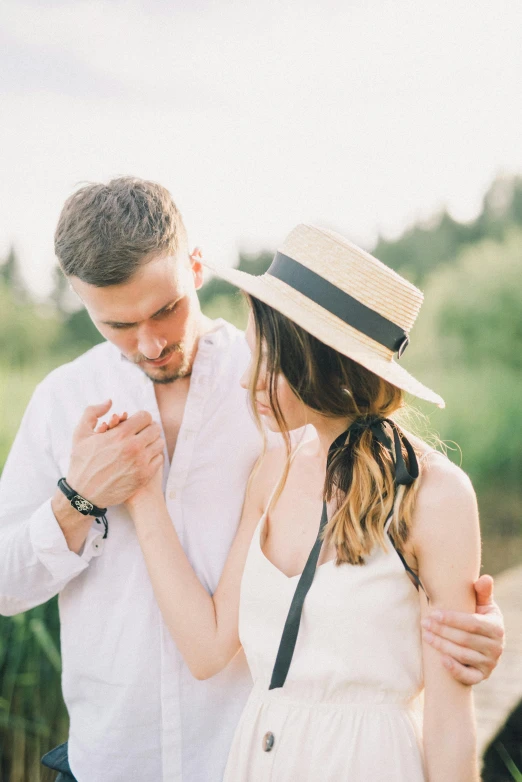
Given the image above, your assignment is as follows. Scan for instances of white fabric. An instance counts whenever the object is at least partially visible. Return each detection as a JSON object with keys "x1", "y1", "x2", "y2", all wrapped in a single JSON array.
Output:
[
  {"x1": 224, "y1": 495, "x2": 426, "y2": 781},
  {"x1": 0, "y1": 319, "x2": 263, "y2": 782}
]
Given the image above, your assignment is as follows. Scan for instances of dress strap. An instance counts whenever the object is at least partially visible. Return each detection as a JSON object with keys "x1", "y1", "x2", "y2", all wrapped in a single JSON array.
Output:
[
  {"x1": 386, "y1": 519, "x2": 429, "y2": 600},
  {"x1": 269, "y1": 501, "x2": 329, "y2": 690},
  {"x1": 268, "y1": 418, "x2": 421, "y2": 691}
]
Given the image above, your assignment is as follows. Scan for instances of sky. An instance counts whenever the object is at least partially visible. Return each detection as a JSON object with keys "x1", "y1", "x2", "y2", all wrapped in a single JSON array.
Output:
[{"x1": 1, "y1": 0, "x2": 522, "y2": 297}]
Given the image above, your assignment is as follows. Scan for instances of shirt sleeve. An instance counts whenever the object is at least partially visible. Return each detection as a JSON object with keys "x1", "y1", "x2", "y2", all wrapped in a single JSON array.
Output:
[{"x1": 0, "y1": 380, "x2": 100, "y2": 616}]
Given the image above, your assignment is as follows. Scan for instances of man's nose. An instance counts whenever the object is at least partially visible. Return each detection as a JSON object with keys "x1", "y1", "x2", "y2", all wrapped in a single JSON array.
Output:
[{"x1": 137, "y1": 327, "x2": 168, "y2": 360}]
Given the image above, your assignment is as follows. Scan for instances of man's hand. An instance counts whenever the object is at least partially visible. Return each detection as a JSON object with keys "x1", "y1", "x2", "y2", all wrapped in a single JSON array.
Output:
[
  {"x1": 96, "y1": 406, "x2": 165, "y2": 514},
  {"x1": 66, "y1": 400, "x2": 165, "y2": 508},
  {"x1": 421, "y1": 574, "x2": 505, "y2": 685},
  {"x1": 52, "y1": 401, "x2": 165, "y2": 553}
]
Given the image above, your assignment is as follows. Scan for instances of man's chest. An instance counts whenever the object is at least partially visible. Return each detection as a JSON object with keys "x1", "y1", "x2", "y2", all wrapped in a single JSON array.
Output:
[{"x1": 154, "y1": 380, "x2": 190, "y2": 462}]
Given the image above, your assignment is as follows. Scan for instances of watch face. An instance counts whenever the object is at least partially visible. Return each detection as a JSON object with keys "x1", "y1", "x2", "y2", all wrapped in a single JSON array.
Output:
[{"x1": 72, "y1": 495, "x2": 94, "y2": 515}]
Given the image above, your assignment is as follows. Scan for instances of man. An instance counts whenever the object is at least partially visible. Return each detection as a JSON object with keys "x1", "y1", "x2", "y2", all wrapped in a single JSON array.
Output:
[{"x1": 0, "y1": 178, "x2": 505, "y2": 782}]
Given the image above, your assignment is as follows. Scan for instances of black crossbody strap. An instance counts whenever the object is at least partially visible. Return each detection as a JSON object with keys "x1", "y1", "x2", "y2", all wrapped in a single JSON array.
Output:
[
  {"x1": 389, "y1": 539, "x2": 428, "y2": 599},
  {"x1": 269, "y1": 500, "x2": 329, "y2": 690},
  {"x1": 268, "y1": 417, "x2": 423, "y2": 691}
]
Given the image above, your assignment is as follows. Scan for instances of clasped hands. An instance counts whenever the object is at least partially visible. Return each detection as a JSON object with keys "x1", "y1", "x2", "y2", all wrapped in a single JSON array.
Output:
[
  {"x1": 67, "y1": 400, "x2": 505, "y2": 685},
  {"x1": 66, "y1": 399, "x2": 165, "y2": 514}
]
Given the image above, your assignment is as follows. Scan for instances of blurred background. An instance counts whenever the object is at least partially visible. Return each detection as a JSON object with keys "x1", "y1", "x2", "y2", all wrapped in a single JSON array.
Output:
[{"x1": 1, "y1": 1, "x2": 521, "y2": 779}]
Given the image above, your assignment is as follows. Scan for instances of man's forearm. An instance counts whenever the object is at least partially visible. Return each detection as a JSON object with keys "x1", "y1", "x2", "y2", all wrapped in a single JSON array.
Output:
[{"x1": 51, "y1": 489, "x2": 93, "y2": 554}]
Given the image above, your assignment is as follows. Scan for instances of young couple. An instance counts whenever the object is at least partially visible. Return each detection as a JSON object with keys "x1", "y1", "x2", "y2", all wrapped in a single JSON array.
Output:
[{"x1": 0, "y1": 178, "x2": 504, "y2": 782}]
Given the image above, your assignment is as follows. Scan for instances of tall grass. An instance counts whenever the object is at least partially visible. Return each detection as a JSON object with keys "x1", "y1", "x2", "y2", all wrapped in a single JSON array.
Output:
[
  {"x1": 0, "y1": 362, "x2": 70, "y2": 780},
  {"x1": 0, "y1": 600, "x2": 66, "y2": 782}
]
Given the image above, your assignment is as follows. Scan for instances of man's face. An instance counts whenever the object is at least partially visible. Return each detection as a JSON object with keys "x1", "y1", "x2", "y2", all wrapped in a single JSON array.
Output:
[{"x1": 70, "y1": 250, "x2": 204, "y2": 384}]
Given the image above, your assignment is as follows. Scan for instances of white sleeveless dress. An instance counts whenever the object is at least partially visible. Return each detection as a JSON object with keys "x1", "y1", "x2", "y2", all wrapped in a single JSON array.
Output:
[{"x1": 223, "y1": 475, "x2": 427, "y2": 781}]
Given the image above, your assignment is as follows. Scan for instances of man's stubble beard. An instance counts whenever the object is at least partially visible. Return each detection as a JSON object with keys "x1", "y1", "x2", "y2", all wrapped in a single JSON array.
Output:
[
  {"x1": 146, "y1": 363, "x2": 192, "y2": 385},
  {"x1": 138, "y1": 343, "x2": 193, "y2": 385}
]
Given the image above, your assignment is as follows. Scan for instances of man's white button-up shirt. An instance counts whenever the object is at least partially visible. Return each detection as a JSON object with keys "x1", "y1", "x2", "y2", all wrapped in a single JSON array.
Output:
[{"x1": 0, "y1": 319, "x2": 264, "y2": 782}]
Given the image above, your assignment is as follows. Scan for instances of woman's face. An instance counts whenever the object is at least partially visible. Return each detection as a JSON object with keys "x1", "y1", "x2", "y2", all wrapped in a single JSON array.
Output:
[{"x1": 241, "y1": 312, "x2": 308, "y2": 432}]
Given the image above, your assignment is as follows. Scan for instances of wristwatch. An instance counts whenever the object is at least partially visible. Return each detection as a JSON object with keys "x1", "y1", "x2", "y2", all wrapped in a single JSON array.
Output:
[{"x1": 57, "y1": 478, "x2": 109, "y2": 538}]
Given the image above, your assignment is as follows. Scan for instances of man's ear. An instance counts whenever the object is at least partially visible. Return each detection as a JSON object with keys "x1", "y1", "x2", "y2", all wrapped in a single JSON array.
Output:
[{"x1": 189, "y1": 247, "x2": 204, "y2": 290}]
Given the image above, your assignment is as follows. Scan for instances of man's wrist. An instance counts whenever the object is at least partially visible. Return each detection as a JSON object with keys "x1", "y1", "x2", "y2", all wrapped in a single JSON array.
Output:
[
  {"x1": 57, "y1": 477, "x2": 106, "y2": 517},
  {"x1": 51, "y1": 489, "x2": 93, "y2": 553}
]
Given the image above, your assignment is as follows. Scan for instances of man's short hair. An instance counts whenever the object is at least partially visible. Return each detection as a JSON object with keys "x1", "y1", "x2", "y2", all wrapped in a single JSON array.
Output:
[{"x1": 55, "y1": 177, "x2": 188, "y2": 286}]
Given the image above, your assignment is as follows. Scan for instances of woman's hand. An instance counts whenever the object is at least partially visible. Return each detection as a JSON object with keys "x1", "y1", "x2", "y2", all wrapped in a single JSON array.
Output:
[
  {"x1": 125, "y1": 458, "x2": 164, "y2": 516},
  {"x1": 95, "y1": 411, "x2": 128, "y2": 432}
]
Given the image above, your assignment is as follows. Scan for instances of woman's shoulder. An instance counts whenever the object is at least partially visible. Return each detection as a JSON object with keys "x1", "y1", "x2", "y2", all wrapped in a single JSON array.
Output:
[
  {"x1": 405, "y1": 440, "x2": 481, "y2": 607},
  {"x1": 405, "y1": 431, "x2": 475, "y2": 499},
  {"x1": 416, "y1": 448, "x2": 475, "y2": 505},
  {"x1": 410, "y1": 444, "x2": 479, "y2": 557}
]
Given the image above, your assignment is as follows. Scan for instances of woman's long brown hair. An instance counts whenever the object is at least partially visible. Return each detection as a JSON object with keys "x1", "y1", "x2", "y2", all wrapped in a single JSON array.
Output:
[{"x1": 247, "y1": 294, "x2": 427, "y2": 566}]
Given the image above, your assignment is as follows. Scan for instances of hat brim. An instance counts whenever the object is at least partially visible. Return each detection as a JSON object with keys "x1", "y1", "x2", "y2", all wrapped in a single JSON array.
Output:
[{"x1": 204, "y1": 260, "x2": 445, "y2": 409}]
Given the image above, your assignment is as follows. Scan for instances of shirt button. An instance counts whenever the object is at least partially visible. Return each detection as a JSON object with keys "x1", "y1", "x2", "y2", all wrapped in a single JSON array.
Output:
[
  {"x1": 262, "y1": 732, "x2": 275, "y2": 752},
  {"x1": 168, "y1": 490, "x2": 176, "y2": 500}
]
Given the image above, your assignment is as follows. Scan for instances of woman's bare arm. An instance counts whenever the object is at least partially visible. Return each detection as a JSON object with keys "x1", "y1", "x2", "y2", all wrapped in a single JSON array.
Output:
[
  {"x1": 412, "y1": 455, "x2": 481, "y2": 782},
  {"x1": 126, "y1": 447, "x2": 285, "y2": 680}
]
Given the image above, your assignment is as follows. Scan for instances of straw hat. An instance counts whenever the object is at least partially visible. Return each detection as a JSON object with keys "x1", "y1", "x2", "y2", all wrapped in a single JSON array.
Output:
[{"x1": 204, "y1": 224, "x2": 444, "y2": 408}]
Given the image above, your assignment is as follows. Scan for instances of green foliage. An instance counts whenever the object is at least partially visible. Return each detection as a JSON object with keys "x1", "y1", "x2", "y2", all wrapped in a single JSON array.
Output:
[
  {"x1": 237, "y1": 251, "x2": 273, "y2": 276},
  {"x1": 482, "y1": 699, "x2": 522, "y2": 782},
  {"x1": 0, "y1": 284, "x2": 62, "y2": 370},
  {"x1": 199, "y1": 250, "x2": 273, "y2": 329},
  {"x1": 53, "y1": 308, "x2": 104, "y2": 356},
  {"x1": 0, "y1": 354, "x2": 70, "y2": 781},
  {"x1": 374, "y1": 175, "x2": 522, "y2": 285},
  {"x1": 401, "y1": 229, "x2": 522, "y2": 496},
  {"x1": 495, "y1": 743, "x2": 522, "y2": 781},
  {"x1": 0, "y1": 599, "x2": 66, "y2": 782},
  {"x1": 0, "y1": 247, "x2": 27, "y2": 301},
  {"x1": 436, "y1": 231, "x2": 522, "y2": 370},
  {"x1": 0, "y1": 364, "x2": 52, "y2": 472},
  {"x1": 201, "y1": 291, "x2": 248, "y2": 329}
]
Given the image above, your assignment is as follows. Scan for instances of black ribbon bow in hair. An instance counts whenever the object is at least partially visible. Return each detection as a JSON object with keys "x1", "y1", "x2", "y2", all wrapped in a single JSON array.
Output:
[
  {"x1": 268, "y1": 416, "x2": 420, "y2": 691},
  {"x1": 328, "y1": 416, "x2": 419, "y2": 487}
]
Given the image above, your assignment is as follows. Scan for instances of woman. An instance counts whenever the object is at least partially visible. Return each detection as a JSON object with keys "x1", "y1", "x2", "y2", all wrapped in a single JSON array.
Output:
[{"x1": 121, "y1": 225, "x2": 480, "y2": 780}]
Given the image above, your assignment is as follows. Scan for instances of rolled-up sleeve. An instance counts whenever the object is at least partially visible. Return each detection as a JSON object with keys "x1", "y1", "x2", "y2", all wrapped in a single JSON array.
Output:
[{"x1": 0, "y1": 379, "x2": 95, "y2": 616}]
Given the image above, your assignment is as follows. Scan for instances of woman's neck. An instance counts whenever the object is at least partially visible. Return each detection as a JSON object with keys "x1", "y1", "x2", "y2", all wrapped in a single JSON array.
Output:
[{"x1": 312, "y1": 415, "x2": 355, "y2": 462}]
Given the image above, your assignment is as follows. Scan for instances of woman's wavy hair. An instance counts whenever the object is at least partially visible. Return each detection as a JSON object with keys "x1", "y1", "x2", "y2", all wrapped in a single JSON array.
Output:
[{"x1": 247, "y1": 294, "x2": 428, "y2": 566}]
